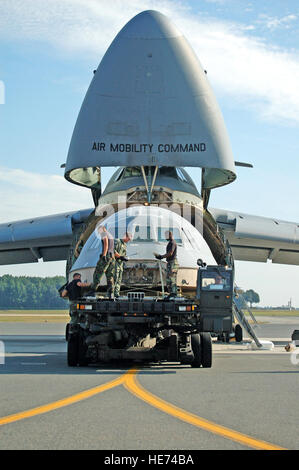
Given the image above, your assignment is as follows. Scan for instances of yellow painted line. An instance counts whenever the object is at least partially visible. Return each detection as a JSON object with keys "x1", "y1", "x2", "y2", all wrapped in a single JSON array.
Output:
[
  {"x1": 0, "y1": 372, "x2": 127, "y2": 426},
  {"x1": 124, "y1": 369, "x2": 286, "y2": 451},
  {"x1": 0, "y1": 365, "x2": 287, "y2": 450}
]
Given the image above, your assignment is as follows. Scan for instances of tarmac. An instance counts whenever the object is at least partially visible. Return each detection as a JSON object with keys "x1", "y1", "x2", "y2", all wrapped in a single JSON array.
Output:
[{"x1": 0, "y1": 316, "x2": 298, "y2": 450}]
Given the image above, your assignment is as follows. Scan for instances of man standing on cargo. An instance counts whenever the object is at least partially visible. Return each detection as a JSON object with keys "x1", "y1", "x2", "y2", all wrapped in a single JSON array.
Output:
[
  {"x1": 113, "y1": 232, "x2": 132, "y2": 299},
  {"x1": 93, "y1": 225, "x2": 115, "y2": 294},
  {"x1": 155, "y1": 230, "x2": 179, "y2": 299}
]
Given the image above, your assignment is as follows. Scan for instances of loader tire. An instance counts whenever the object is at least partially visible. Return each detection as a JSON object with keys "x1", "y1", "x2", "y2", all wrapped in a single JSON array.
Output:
[
  {"x1": 78, "y1": 330, "x2": 89, "y2": 366},
  {"x1": 67, "y1": 333, "x2": 79, "y2": 367},
  {"x1": 65, "y1": 323, "x2": 70, "y2": 341},
  {"x1": 191, "y1": 334, "x2": 202, "y2": 368},
  {"x1": 235, "y1": 324, "x2": 243, "y2": 343},
  {"x1": 200, "y1": 332, "x2": 212, "y2": 368}
]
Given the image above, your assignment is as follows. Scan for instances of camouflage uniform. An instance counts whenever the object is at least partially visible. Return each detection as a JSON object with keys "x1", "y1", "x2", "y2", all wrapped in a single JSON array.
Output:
[
  {"x1": 104, "y1": 256, "x2": 115, "y2": 297},
  {"x1": 93, "y1": 254, "x2": 114, "y2": 294},
  {"x1": 166, "y1": 258, "x2": 179, "y2": 295},
  {"x1": 93, "y1": 228, "x2": 115, "y2": 294},
  {"x1": 113, "y1": 238, "x2": 127, "y2": 297},
  {"x1": 165, "y1": 238, "x2": 178, "y2": 296}
]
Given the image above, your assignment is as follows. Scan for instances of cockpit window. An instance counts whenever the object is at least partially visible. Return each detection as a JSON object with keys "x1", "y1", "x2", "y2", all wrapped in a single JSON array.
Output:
[
  {"x1": 90, "y1": 237, "x2": 101, "y2": 250},
  {"x1": 123, "y1": 167, "x2": 142, "y2": 178},
  {"x1": 113, "y1": 167, "x2": 124, "y2": 182},
  {"x1": 176, "y1": 168, "x2": 188, "y2": 182},
  {"x1": 121, "y1": 166, "x2": 192, "y2": 180},
  {"x1": 157, "y1": 227, "x2": 182, "y2": 243},
  {"x1": 132, "y1": 224, "x2": 153, "y2": 242},
  {"x1": 181, "y1": 226, "x2": 196, "y2": 250},
  {"x1": 159, "y1": 167, "x2": 177, "y2": 178},
  {"x1": 131, "y1": 224, "x2": 182, "y2": 244}
]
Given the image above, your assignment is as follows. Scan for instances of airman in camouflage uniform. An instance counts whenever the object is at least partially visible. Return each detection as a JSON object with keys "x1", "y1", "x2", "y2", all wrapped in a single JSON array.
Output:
[
  {"x1": 93, "y1": 226, "x2": 115, "y2": 295},
  {"x1": 113, "y1": 232, "x2": 132, "y2": 298},
  {"x1": 166, "y1": 258, "x2": 179, "y2": 296},
  {"x1": 155, "y1": 230, "x2": 179, "y2": 298}
]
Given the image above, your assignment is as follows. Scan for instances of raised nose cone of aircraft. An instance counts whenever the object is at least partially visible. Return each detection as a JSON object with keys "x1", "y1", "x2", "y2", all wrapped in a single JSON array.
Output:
[
  {"x1": 65, "y1": 10, "x2": 236, "y2": 191},
  {"x1": 117, "y1": 10, "x2": 182, "y2": 39}
]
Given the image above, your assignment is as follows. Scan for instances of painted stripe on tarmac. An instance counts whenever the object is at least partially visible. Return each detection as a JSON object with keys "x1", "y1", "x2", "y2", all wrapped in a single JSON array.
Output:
[
  {"x1": 0, "y1": 367, "x2": 287, "y2": 450},
  {"x1": 124, "y1": 369, "x2": 286, "y2": 451},
  {"x1": 0, "y1": 373, "x2": 125, "y2": 426}
]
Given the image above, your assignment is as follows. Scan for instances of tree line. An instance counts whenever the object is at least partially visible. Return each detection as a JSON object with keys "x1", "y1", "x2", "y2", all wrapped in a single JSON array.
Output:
[
  {"x1": 0, "y1": 275, "x2": 67, "y2": 309},
  {"x1": 242, "y1": 289, "x2": 260, "y2": 307},
  {"x1": 0, "y1": 274, "x2": 261, "y2": 310}
]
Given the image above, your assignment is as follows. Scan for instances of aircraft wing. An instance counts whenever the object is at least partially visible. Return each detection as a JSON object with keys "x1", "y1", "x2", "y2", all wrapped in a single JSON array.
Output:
[
  {"x1": 210, "y1": 207, "x2": 299, "y2": 265},
  {"x1": 1, "y1": 205, "x2": 299, "y2": 266},
  {"x1": 0, "y1": 209, "x2": 93, "y2": 265}
]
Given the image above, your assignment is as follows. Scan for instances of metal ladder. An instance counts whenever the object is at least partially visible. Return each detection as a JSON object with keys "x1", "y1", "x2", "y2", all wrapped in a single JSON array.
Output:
[{"x1": 233, "y1": 292, "x2": 262, "y2": 348}]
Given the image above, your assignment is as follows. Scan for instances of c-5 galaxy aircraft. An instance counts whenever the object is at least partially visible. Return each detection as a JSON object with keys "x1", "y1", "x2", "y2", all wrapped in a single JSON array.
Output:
[{"x1": 0, "y1": 10, "x2": 299, "y2": 296}]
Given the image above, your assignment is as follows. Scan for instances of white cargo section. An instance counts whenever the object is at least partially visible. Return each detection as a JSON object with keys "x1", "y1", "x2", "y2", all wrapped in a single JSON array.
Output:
[{"x1": 70, "y1": 206, "x2": 216, "y2": 285}]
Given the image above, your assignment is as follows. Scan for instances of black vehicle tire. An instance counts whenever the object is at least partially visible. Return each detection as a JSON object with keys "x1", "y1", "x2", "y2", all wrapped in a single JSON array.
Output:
[
  {"x1": 78, "y1": 330, "x2": 89, "y2": 367},
  {"x1": 235, "y1": 324, "x2": 243, "y2": 343},
  {"x1": 191, "y1": 334, "x2": 202, "y2": 368},
  {"x1": 65, "y1": 323, "x2": 70, "y2": 341},
  {"x1": 67, "y1": 333, "x2": 79, "y2": 366},
  {"x1": 200, "y1": 332, "x2": 212, "y2": 368}
]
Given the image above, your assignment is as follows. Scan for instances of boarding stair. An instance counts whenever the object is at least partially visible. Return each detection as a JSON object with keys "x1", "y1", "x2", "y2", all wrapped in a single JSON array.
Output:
[{"x1": 233, "y1": 291, "x2": 262, "y2": 348}]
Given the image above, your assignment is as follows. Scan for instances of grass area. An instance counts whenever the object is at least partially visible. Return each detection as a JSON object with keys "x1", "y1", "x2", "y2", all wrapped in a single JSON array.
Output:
[
  {"x1": 252, "y1": 309, "x2": 299, "y2": 317},
  {"x1": 0, "y1": 317, "x2": 68, "y2": 323},
  {"x1": 0, "y1": 309, "x2": 69, "y2": 322},
  {"x1": 0, "y1": 308, "x2": 298, "y2": 323},
  {"x1": 0, "y1": 309, "x2": 68, "y2": 314}
]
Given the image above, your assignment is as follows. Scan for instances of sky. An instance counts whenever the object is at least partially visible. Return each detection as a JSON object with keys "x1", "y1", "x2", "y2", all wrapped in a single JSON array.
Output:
[{"x1": 0, "y1": 0, "x2": 299, "y2": 307}]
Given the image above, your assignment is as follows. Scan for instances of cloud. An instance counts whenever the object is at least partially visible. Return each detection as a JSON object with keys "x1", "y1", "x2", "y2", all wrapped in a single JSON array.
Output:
[
  {"x1": 0, "y1": 167, "x2": 93, "y2": 222},
  {"x1": 0, "y1": 0, "x2": 182, "y2": 55},
  {"x1": 257, "y1": 14, "x2": 297, "y2": 30},
  {"x1": 1, "y1": 0, "x2": 299, "y2": 125},
  {"x1": 185, "y1": 19, "x2": 299, "y2": 124},
  {"x1": 202, "y1": 0, "x2": 231, "y2": 4}
]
